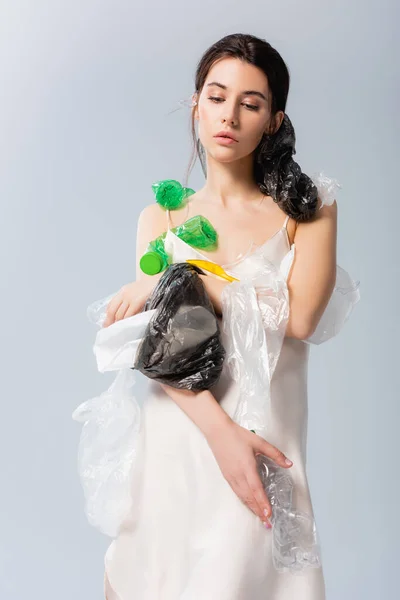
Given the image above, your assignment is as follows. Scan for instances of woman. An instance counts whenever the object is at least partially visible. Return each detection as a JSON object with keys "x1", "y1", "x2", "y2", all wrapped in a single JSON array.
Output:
[{"x1": 76, "y1": 33, "x2": 359, "y2": 599}]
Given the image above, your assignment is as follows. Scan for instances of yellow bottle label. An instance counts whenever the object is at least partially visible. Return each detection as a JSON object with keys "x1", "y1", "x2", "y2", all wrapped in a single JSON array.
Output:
[{"x1": 186, "y1": 259, "x2": 239, "y2": 282}]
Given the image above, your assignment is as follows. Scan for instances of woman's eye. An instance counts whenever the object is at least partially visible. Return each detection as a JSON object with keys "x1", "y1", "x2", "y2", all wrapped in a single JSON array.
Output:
[
  {"x1": 208, "y1": 96, "x2": 259, "y2": 111},
  {"x1": 243, "y1": 103, "x2": 259, "y2": 111}
]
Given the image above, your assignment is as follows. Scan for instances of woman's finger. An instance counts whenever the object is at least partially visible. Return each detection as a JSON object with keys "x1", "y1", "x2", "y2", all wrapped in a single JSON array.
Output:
[
  {"x1": 229, "y1": 474, "x2": 272, "y2": 529},
  {"x1": 228, "y1": 475, "x2": 260, "y2": 519},
  {"x1": 103, "y1": 294, "x2": 124, "y2": 327},
  {"x1": 246, "y1": 468, "x2": 272, "y2": 522},
  {"x1": 115, "y1": 300, "x2": 130, "y2": 322},
  {"x1": 255, "y1": 438, "x2": 293, "y2": 469},
  {"x1": 123, "y1": 304, "x2": 139, "y2": 319}
]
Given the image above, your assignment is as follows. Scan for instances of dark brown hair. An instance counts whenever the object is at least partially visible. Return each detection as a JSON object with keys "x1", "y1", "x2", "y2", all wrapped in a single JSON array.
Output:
[{"x1": 183, "y1": 33, "x2": 318, "y2": 222}]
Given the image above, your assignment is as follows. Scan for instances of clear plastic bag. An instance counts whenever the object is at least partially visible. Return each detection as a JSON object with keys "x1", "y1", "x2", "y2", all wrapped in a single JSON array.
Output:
[
  {"x1": 71, "y1": 368, "x2": 144, "y2": 537},
  {"x1": 221, "y1": 249, "x2": 295, "y2": 437},
  {"x1": 310, "y1": 171, "x2": 342, "y2": 208},
  {"x1": 304, "y1": 264, "x2": 360, "y2": 345}
]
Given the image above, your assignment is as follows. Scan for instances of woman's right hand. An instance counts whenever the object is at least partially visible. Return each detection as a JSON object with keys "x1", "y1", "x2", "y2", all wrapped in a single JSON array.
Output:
[
  {"x1": 102, "y1": 273, "x2": 163, "y2": 328},
  {"x1": 205, "y1": 419, "x2": 293, "y2": 528}
]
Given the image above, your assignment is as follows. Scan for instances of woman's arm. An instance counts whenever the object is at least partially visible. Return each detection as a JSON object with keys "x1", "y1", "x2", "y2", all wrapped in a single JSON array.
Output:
[
  {"x1": 158, "y1": 385, "x2": 231, "y2": 438},
  {"x1": 157, "y1": 381, "x2": 294, "y2": 529},
  {"x1": 285, "y1": 200, "x2": 337, "y2": 339}
]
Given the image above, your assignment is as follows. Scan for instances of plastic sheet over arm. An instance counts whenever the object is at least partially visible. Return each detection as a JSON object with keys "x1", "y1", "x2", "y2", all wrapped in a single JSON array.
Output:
[
  {"x1": 220, "y1": 251, "x2": 294, "y2": 437},
  {"x1": 305, "y1": 172, "x2": 361, "y2": 343},
  {"x1": 304, "y1": 264, "x2": 360, "y2": 345},
  {"x1": 310, "y1": 171, "x2": 342, "y2": 208}
]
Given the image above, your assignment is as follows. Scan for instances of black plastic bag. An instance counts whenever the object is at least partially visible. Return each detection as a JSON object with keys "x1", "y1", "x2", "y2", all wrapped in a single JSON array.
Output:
[{"x1": 133, "y1": 262, "x2": 225, "y2": 390}]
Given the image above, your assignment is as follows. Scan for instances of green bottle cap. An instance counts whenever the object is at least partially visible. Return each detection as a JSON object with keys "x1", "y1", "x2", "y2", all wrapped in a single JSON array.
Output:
[{"x1": 140, "y1": 251, "x2": 163, "y2": 275}]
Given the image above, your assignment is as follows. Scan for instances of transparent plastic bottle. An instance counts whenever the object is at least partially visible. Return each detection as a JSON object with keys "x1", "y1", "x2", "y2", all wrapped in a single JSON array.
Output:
[{"x1": 255, "y1": 453, "x2": 322, "y2": 572}]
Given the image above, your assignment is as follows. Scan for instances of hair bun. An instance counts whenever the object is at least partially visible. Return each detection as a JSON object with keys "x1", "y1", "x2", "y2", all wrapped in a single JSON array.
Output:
[{"x1": 255, "y1": 114, "x2": 318, "y2": 222}]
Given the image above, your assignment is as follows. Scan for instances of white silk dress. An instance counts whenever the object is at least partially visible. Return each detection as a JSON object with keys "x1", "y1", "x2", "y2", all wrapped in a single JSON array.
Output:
[{"x1": 95, "y1": 211, "x2": 358, "y2": 600}]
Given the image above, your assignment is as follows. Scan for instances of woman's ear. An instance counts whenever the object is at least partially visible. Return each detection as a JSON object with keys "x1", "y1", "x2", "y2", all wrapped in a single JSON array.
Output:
[
  {"x1": 192, "y1": 92, "x2": 199, "y2": 121},
  {"x1": 265, "y1": 111, "x2": 285, "y2": 135},
  {"x1": 273, "y1": 111, "x2": 285, "y2": 133}
]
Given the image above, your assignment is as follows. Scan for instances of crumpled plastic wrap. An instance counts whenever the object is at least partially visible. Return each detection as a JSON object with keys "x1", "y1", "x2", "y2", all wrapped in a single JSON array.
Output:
[
  {"x1": 221, "y1": 250, "x2": 294, "y2": 437},
  {"x1": 305, "y1": 264, "x2": 360, "y2": 345},
  {"x1": 71, "y1": 368, "x2": 144, "y2": 537},
  {"x1": 310, "y1": 171, "x2": 342, "y2": 208}
]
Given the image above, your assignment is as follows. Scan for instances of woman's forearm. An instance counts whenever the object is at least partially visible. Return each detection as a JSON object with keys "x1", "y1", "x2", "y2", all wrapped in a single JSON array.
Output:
[
  {"x1": 156, "y1": 275, "x2": 231, "y2": 438},
  {"x1": 159, "y1": 383, "x2": 232, "y2": 440}
]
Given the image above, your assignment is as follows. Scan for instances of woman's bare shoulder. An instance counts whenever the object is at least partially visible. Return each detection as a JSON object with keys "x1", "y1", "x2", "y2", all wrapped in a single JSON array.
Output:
[{"x1": 137, "y1": 194, "x2": 195, "y2": 237}]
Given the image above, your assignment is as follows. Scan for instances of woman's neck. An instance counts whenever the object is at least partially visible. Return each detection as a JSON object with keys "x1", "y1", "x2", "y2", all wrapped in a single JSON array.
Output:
[{"x1": 198, "y1": 153, "x2": 262, "y2": 209}]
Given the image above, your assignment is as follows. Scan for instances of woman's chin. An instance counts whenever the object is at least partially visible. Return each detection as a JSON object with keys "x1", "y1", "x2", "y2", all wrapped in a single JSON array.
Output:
[{"x1": 208, "y1": 148, "x2": 245, "y2": 164}]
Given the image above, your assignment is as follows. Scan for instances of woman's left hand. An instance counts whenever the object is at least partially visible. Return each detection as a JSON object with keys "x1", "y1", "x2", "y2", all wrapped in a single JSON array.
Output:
[{"x1": 102, "y1": 273, "x2": 162, "y2": 328}]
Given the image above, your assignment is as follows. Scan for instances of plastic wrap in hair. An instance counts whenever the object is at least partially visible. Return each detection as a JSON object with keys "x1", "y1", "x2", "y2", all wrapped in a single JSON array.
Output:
[
  {"x1": 134, "y1": 262, "x2": 226, "y2": 390},
  {"x1": 254, "y1": 114, "x2": 319, "y2": 222}
]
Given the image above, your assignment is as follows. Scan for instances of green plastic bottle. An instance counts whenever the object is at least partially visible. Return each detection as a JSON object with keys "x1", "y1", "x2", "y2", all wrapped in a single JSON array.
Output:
[
  {"x1": 139, "y1": 178, "x2": 219, "y2": 275},
  {"x1": 139, "y1": 232, "x2": 169, "y2": 276},
  {"x1": 140, "y1": 215, "x2": 218, "y2": 275},
  {"x1": 151, "y1": 179, "x2": 195, "y2": 210}
]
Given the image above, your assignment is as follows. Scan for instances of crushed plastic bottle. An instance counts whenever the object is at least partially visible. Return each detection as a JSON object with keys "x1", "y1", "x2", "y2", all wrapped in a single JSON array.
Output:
[
  {"x1": 152, "y1": 179, "x2": 195, "y2": 210},
  {"x1": 256, "y1": 454, "x2": 322, "y2": 573},
  {"x1": 140, "y1": 215, "x2": 218, "y2": 275}
]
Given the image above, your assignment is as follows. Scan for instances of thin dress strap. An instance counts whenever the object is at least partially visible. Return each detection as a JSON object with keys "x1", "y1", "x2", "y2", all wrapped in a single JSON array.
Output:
[
  {"x1": 283, "y1": 214, "x2": 290, "y2": 229},
  {"x1": 166, "y1": 208, "x2": 172, "y2": 231},
  {"x1": 166, "y1": 200, "x2": 191, "y2": 232}
]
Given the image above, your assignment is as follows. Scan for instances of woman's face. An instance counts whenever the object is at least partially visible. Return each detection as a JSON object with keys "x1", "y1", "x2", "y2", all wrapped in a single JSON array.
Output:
[{"x1": 193, "y1": 57, "x2": 283, "y2": 164}]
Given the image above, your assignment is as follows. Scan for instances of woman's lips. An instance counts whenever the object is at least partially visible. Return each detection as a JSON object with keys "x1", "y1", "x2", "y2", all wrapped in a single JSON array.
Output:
[{"x1": 214, "y1": 136, "x2": 238, "y2": 145}]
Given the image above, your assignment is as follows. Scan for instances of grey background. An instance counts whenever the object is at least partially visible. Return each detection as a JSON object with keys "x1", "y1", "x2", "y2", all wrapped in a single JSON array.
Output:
[{"x1": 0, "y1": 1, "x2": 397, "y2": 598}]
